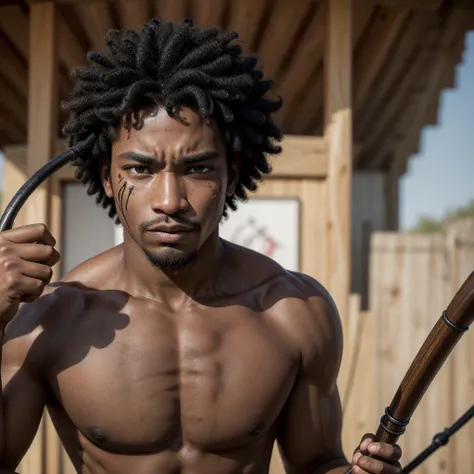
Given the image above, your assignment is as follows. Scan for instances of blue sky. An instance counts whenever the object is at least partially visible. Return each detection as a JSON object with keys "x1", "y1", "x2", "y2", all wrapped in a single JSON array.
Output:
[
  {"x1": 1, "y1": 32, "x2": 473, "y2": 230},
  {"x1": 400, "y1": 31, "x2": 474, "y2": 229}
]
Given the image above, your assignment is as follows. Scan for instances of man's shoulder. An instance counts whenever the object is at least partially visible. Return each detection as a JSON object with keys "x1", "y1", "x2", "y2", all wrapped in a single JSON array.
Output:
[
  {"x1": 60, "y1": 244, "x2": 122, "y2": 289},
  {"x1": 225, "y1": 241, "x2": 340, "y2": 323},
  {"x1": 260, "y1": 269, "x2": 343, "y2": 383},
  {"x1": 266, "y1": 270, "x2": 341, "y2": 329}
]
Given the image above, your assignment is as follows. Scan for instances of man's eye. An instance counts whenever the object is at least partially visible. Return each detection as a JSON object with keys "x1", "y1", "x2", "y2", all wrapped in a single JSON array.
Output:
[
  {"x1": 127, "y1": 166, "x2": 150, "y2": 175},
  {"x1": 187, "y1": 166, "x2": 212, "y2": 174}
]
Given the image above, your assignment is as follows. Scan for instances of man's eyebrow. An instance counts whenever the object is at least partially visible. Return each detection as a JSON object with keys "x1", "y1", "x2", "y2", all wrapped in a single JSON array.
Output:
[
  {"x1": 176, "y1": 151, "x2": 220, "y2": 164},
  {"x1": 117, "y1": 150, "x2": 220, "y2": 166},
  {"x1": 117, "y1": 152, "x2": 155, "y2": 165}
]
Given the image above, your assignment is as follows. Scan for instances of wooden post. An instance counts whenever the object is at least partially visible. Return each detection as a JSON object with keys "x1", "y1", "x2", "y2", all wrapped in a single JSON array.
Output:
[
  {"x1": 324, "y1": 0, "x2": 353, "y2": 323},
  {"x1": 26, "y1": 2, "x2": 58, "y2": 227},
  {"x1": 24, "y1": 4, "x2": 61, "y2": 474}
]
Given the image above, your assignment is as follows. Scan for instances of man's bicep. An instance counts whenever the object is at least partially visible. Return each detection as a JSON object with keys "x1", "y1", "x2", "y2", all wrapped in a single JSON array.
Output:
[
  {"x1": 277, "y1": 275, "x2": 348, "y2": 473},
  {"x1": 277, "y1": 375, "x2": 346, "y2": 473},
  {"x1": 1, "y1": 333, "x2": 47, "y2": 469}
]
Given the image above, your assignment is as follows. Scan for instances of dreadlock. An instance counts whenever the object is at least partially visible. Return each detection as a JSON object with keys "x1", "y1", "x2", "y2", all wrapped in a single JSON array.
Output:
[{"x1": 62, "y1": 18, "x2": 283, "y2": 222}]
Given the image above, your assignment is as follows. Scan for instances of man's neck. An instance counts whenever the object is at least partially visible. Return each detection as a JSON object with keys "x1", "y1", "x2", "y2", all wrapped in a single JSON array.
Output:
[{"x1": 119, "y1": 231, "x2": 223, "y2": 307}]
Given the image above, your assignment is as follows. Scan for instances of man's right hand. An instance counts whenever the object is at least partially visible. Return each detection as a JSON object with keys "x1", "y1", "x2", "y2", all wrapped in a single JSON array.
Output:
[{"x1": 0, "y1": 223, "x2": 60, "y2": 324}]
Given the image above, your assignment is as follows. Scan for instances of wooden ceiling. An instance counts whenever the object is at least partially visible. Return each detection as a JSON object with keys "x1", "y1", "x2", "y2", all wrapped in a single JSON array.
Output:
[{"x1": 0, "y1": 0, "x2": 473, "y2": 173}]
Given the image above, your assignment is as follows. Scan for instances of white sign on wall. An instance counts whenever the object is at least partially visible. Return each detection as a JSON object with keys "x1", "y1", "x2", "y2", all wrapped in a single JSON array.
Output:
[
  {"x1": 114, "y1": 198, "x2": 301, "y2": 272},
  {"x1": 219, "y1": 198, "x2": 300, "y2": 271}
]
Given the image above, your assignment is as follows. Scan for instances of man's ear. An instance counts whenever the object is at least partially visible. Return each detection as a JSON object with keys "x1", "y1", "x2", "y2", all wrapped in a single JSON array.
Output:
[
  {"x1": 226, "y1": 155, "x2": 241, "y2": 197},
  {"x1": 99, "y1": 157, "x2": 114, "y2": 199}
]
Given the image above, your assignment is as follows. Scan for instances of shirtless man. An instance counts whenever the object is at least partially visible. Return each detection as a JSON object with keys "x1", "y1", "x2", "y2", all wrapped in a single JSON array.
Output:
[{"x1": 0, "y1": 19, "x2": 402, "y2": 474}]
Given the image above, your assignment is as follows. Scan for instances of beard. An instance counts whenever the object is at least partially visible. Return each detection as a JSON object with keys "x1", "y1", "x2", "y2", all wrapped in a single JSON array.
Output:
[{"x1": 143, "y1": 246, "x2": 197, "y2": 270}]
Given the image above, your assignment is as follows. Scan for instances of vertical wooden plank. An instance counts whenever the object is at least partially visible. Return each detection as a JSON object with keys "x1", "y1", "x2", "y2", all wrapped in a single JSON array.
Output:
[
  {"x1": 26, "y1": 4, "x2": 60, "y2": 474},
  {"x1": 26, "y1": 1, "x2": 58, "y2": 227},
  {"x1": 323, "y1": 0, "x2": 353, "y2": 323}
]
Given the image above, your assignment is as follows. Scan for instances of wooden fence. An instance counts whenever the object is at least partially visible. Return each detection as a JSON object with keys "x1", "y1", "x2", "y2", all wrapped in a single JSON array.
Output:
[
  {"x1": 16, "y1": 219, "x2": 474, "y2": 474},
  {"x1": 340, "y1": 218, "x2": 474, "y2": 473}
]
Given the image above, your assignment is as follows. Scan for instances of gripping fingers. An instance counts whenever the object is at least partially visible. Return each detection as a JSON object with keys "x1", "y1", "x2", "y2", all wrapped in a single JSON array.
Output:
[
  {"x1": 351, "y1": 455, "x2": 400, "y2": 474},
  {"x1": 7, "y1": 273, "x2": 46, "y2": 299},
  {"x1": 20, "y1": 261, "x2": 54, "y2": 285},
  {"x1": 1, "y1": 223, "x2": 56, "y2": 246},
  {"x1": 16, "y1": 243, "x2": 60, "y2": 267},
  {"x1": 352, "y1": 451, "x2": 401, "y2": 474},
  {"x1": 368, "y1": 442, "x2": 402, "y2": 462}
]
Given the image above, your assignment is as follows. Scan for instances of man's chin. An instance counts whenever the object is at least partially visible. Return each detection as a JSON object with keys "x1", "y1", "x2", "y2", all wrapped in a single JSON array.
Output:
[{"x1": 143, "y1": 247, "x2": 196, "y2": 270}]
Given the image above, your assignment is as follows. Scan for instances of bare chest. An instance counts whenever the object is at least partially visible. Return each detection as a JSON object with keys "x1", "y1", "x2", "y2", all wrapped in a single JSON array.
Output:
[{"x1": 47, "y1": 303, "x2": 298, "y2": 454}]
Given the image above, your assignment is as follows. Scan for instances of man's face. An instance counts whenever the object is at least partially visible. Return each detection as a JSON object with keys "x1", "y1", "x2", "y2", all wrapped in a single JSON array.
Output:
[{"x1": 102, "y1": 106, "x2": 236, "y2": 269}]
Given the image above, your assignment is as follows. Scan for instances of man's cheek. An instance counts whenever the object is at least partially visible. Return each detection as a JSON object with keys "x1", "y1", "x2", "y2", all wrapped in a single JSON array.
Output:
[{"x1": 115, "y1": 173, "x2": 136, "y2": 228}]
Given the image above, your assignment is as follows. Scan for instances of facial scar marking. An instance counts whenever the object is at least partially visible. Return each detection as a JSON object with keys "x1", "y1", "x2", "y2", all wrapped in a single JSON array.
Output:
[
  {"x1": 125, "y1": 185, "x2": 134, "y2": 211},
  {"x1": 117, "y1": 182, "x2": 130, "y2": 228}
]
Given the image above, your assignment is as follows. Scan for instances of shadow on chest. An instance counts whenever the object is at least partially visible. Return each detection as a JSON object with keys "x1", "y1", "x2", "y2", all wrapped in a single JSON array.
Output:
[{"x1": 49, "y1": 308, "x2": 297, "y2": 452}]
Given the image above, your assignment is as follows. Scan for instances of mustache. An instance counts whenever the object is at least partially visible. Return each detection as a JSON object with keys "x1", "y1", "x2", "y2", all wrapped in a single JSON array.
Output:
[{"x1": 139, "y1": 215, "x2": 199, "y2": 232}]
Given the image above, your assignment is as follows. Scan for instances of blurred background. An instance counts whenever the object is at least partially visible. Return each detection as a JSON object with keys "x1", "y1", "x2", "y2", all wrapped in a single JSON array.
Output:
[{"x1": 0, "y1": 1, "x2": 473, "y2": 473}]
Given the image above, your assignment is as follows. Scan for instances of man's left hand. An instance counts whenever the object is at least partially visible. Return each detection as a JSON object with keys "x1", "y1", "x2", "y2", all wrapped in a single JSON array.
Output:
[{"x1": 351, "y1": 433, "x2": 402, "y2": 473}]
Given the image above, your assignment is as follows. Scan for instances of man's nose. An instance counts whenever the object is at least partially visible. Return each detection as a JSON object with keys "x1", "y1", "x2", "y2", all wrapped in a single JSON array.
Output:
[{"x1": 150, "y1": 172, "x2": 188, "y2": 215}]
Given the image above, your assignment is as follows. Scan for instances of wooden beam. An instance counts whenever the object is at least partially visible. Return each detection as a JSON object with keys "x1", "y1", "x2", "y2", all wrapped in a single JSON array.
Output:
[
  {"x1": 323, "y1": 0, "x2": 352, "y2": 322},
  {"x1": 116, "y1": 0, "x2": 151, "y2": 31},
  {"x1": 270, "y1": 136, "x2": 328, "y2": 179},
  {"x1": 0, "y1": 110, "x2": 25, "y2": 143},
  {"x1": 291, "y1": 65, "x2": 324, "y2": 135},
  {"x1": 370, "y1": 11, "x2": 468, "y2": 169},
  {"x1": 0, "y1": 36, "x2": 28, "y2": 99},
  {"x1": 190, "y1": 0, "x2": 227, "y2": 29},
  {"x1": 377, "y1": 0, "x2": 474, "y2": 11},
  {"x1": 58, "y1": 12, "x2": 87, "y2": 70},
  {"x1": 375, "y1": 0, "x2": 443, "y2": 7},
  {"x1": 73, "y1": 2, "x2": 114, "y2": 51},
  {"x1": 154, "y1": 0, "x2": 188, "y2": 24},
  {"x1": 361, "y1": 14, "x2": 439, "y2": 168},
  {"x1": 0, "y1": 71, "x2": 27, "y2": 129},
  {"x1": 0, "y1": 4, "x2": 82, "y2": 101},
  {"x1": 26, "y1": 0, "x2": 469, "y2": 7},
  {"x1": 354, "y1": 11, "x2": 429, "y2": 159},
  {"x1": 0, "y1": 6, "x2": 29, "y2": 60},
  {"x1": 353, "y1": 3, "x2": 376, "y2": 50},
  {"x1": 228, "y1": 0, "x2": 268, "y2": 54},
  {"x1": 278, "y1": 4, "x2": 325, "y2": 131},
  {"x1": 353, "y1": 6, "x2": 410, "y2": 127},
  {"x1": 393, "y1": 10, "x2": 468, "y2": 172},
  {"x1": 256, "y1": 0, "x2": 313, "y2": 81}
]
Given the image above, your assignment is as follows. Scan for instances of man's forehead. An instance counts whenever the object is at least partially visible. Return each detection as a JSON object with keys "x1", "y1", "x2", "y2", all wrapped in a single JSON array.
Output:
[{"x1": 113, "y1": 106, "x2": 223, "y2": 156}]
